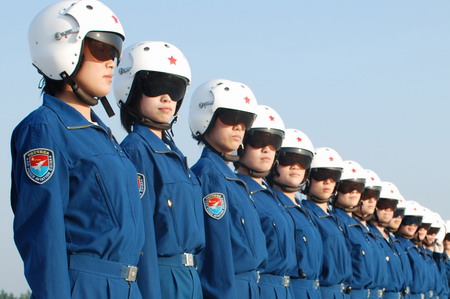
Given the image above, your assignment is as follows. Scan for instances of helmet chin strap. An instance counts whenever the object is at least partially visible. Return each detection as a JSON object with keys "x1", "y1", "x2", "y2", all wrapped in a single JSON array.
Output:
[
  {"x1": 202, "y1": 138, "x2": 240, "y2": 163},
  {"x1": 272, "y1": 180, "x2": 302, "y2": 193},
  {"x1": 308, "y1": 194, "x2": 329, "y2": 204},
  {"x1": 60, "y1": 71, "x2": 115, "y2": 117},
  {"x1": 236, "y1": 162, "x2": 270, "y2": 178}
]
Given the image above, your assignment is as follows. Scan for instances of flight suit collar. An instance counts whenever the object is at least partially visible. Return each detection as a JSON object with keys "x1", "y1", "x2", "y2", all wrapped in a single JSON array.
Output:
[
  {"x1": 132, "y1": 124, "x2": 178, "y2": 153},
  {"x1": 43, "y1": 93, "x2": 108, "y2": 130},
  {"x1": 201, "y1": 147, "x2": 236, "y2": 177}
]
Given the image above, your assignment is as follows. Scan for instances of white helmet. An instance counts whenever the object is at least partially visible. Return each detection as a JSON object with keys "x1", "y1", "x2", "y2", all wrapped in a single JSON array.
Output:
[
  {"x1": 114, "y1": 41, "x2": 191, "y2": 107},
  {"x1": 420, "y1": 207, "x2": 434, "y2": 227},
  {"x1": 29, "y1": 0, "x2": 125, "y2": 80},
  {"x1": 310, "y1": 147, "x2": 344, "y2": 171},
  {"x1": 363, "y1": 169, "x2": 383, "y2": 191},
  {"x1": 245, "y1": 105, "x2": 285, "y2": 150},
  {"x1": 340, "y1": 160, "x2": 366, "y2": 184},
  {"x1": 189, "y1": 79, "x2": 258, "y2": 139},
  {"x1": 281, "y1": 129, "x2": 314, "y2": 156},
  {"x1": 379, "y1": 181, "x2": 402, "y2": 202},
  {"x1": 403, "y1": 200, "x2": 424, "y2": 218}
]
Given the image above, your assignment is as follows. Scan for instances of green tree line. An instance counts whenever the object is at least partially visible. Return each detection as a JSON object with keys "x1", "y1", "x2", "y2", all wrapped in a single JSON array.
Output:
[{"x1": 0, "y1": 290, "x2": 31, "y2": 299}]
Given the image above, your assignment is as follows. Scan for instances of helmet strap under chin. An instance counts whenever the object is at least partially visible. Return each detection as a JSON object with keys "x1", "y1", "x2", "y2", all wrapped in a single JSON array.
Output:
[
  {"x1": 60, "y1": 71, "x2": 115, "y2": 117},
  {"x1": 235, "y1": 162, "x2": 270, "y2": 178},
  {"x1": 202, "y1": 138, "x2": 240, "y2": 163}
]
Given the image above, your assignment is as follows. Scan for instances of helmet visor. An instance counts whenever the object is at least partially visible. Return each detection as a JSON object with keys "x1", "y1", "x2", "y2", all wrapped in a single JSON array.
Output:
[
  {"x1": 402, "y1": 215, "x2": 422, "y2": 226},
  {"x1": 85, "y1": 31, "x2": 123, "y2": 62},
  {"x1": 245, "y1": 130, "x2": 283, "y2": 151},
  {"x1": 377, "y1": 198, "x2": 398, "y2": 210},
  {"x1": 215, "y1": 108, "x2": 256, "y2": 130},
  {"x1": 338, "y1": 181, "x2": 365, "y2": 194},
  {"x1": 278, "y1": 151, "x2": 313, "y2": 169},
  {"x1": 310, "y1": 168, "x2": 341, "y2": 183},
  {"x1": 140, "y1": 71, "x2": 187, "y2": 101},
  {"x1": 361, "y1": 189, "x2": 381, "y2": 200}
]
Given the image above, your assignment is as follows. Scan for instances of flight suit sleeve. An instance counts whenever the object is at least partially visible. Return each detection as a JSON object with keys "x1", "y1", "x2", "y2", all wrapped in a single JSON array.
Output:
[
  {"x1": 10, "y1": 123, "x2": 71, "y2": 298},
  {"x1": 123, "y1": 146, "x2": 162, "y2": 299},
  {"x1": 196, "y1": 171, "x2": 239, "y2": 299}
]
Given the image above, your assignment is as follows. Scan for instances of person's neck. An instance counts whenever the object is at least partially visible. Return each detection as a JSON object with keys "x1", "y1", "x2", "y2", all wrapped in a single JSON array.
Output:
[
  {"x1": 274, "y1": 185, "x2": 297, "y2": 205},
  {"x1": 56, "y1": 90, "x2": 92, "y2": 122},
  {"x1": 237, "y1": 168, "x2": 263, "y2": 185},
  {"x1": 316, "y1": 201, "x2": 328, "y2": 213},
  {"x1": 150, "y1": 127, "x2": 163, "y2": 139},
  {"x1": 445, "y1": 249, "x2": 450, "y2": 256},
  {"x1": 372, "y1": 221, "x2": 388, "y2": 237}
]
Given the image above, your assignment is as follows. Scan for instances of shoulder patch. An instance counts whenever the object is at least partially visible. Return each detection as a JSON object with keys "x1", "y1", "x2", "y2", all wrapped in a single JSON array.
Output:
[
  {"x1": 137, "y1": 173, "x2": 146, "y2": 198},
  {"x1": 203, "y1": 193, "x2": 227, "y2": 220},
  {"x1": 23, "y1": 148, "x2": 55, "y2": 184}
]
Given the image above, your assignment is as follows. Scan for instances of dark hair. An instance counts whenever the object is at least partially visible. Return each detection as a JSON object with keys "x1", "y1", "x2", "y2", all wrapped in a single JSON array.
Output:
[
  {"x1": 120, "y1": 71, "x2": 146, "y2": 133},
  {"x1": 41, "y1": 77, "x2": 67, "y2": 96}
]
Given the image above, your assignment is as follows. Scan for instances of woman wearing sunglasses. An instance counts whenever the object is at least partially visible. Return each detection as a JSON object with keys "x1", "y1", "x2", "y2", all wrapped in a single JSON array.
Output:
[
  {"x1": 332, "y1": 161, "x2": 389, "y2": 299},
  {"x1": 189, "y1": 80, "x2": 268, "y2": 299},
  {"x1": 368, "y1": 182, "x2": 406, "y2": 299},
  {"x1": 267, "y1": 129, "x2": 323, "y2": 299},
  {"x1": 11, "y1": 1, "x2": 146, "y2": 298},
  {"x1": 301, "y1": 147, "x2": 353, "y2": 298},
  {"x1": 234, "y1": 105, "x2": 296, "y2": 299},
  {"x1": 115, "y1": 41, "x2": 204, "y2": 299}
]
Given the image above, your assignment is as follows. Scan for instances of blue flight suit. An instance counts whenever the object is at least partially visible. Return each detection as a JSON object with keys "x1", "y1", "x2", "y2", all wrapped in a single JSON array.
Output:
[
  {"x1": 393, "y1": 236, "x2": 413, "y2": 299},
  {"x1": 10, "y1": 94, "x2": 145, "y2": 299},
  {"x1": 191, "y1": 147, "x2": 268, "y2": 299},
  {"x1": 423, "y1": 247, "x2": 442, "y2": 299},
  {"x1": 275, "y1": 191, "x2": 323, "y2": 299},
  {"x1": 121, "y1": 124, "x2": 205, "y2": 299},
  {"x1": 302, "y1": 200, "x2": 352, "y2": 299},
  {"x1": 236, "y1": 175, "x2": 296, "y2": 299},
  {"x1": 368, "y1": 225, "x2": 405, "y2": 299},
  {"x1": 334, "y1": 209, "x2": 387, "y2": 299},
  {"x1": 435, "y1": 252, "x2": 450, "y2": 299},
  {"x1": 395, "y1": 238, "x2": 430, "y2": 299}
]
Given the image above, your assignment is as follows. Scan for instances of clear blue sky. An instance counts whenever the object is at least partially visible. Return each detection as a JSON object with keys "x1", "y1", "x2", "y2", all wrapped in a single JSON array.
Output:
[{"x1": 2, "y1": 0, "x2": 450, "y2": 295}]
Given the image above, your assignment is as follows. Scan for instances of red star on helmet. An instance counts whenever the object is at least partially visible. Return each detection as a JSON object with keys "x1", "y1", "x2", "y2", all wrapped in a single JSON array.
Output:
[
  {"x1": 329, "y1": 156, "x2": 334, "y2": 161},
  {"x1": 352, "y1": 168, "x2": 356, "y2": 173},
  {"x1": 297, "y1": 137, "x2": 302, "y2": 142},
  {"x1": 168, "y1": 56, "x2": 177, "y2": 65},
  {"x1": 269, "y1": 115, "x2": 275, "y2": 121},
  {"x1": 390, "y1": 189, "x2": 394, "y2": 193},
  {"x1": 244, "y1": 97, "x2": 251, "y2": 104},
  {"x1": 371, "y1": 177, "x2": 375, "y2": 181},
  {"x1": 112, "y1": 15, "x2": 119, "y2": 23}
]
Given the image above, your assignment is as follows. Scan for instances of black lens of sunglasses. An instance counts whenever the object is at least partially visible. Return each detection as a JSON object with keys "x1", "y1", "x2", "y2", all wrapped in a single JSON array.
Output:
[
  {"x1": 141, "y1": 72, "x2": 187, "y2": 101},
  {"x1": 310, "y1": 169, "x2": 341, "y2": 182},
  {"x1": 86, "y1": 38, "x2": 119, "y2": 62},
  {"x1": 246, "y1": 131, "x2": 283, "y2": 151},
  {"x1": 377, "y1": 199, "x2": 398, "y2": 210},
  {"x1": 402, "y1": 216, "x2": 422, "y2": 226},
  {"x1": 216, "y1": 109, "x2": 255, "y2": 129},
  {"x1": 278, "y1": 152, "x2": 312, "y2": 169},
  {"x1": 361, "y1": 189, "x2": 380, "y2": 200},
  {"x1": 338, "y1": 181, "x2": 365, "y2": 194}
]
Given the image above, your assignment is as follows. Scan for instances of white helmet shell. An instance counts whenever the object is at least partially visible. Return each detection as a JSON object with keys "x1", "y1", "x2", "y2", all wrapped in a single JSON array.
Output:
[
  {"x1": 189, "y1": 79, "x2": 258, "y2": 138},
  {"x1": 379, "y1": 181, "x2": 402, "y2": 201},
  {"x1": 281, "y1": 129, "x2": 314, "y2": 156},
  {"x1": 403, "y1": 200, "x2": 424, "y2": 218},
  {"x1": 114, "y1": 41, "x2": 191, "y2": 106},
  {"x1": 364, "y1": 169, "x2": 383, "y2": 190},
  {"x1": 310, "y1": 147, "x2": 344, "y2": 171},
  {"x1": 29, "y1": 0, "x2": 125, "y2": 79},
  {"x1": 341, "y1": 160, "x2": 366, "y2": 183},
  {"x1": 250, "y1": 105, "x2": 285, "y2": 141}
]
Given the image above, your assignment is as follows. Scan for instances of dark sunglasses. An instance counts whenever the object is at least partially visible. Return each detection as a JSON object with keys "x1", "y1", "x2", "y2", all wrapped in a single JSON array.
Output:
[
  {"x1": 85, "y1": 37, "x2": 120, "y2": 62},
  {"x1": 393, "y1": 208, "x2": 405, "y2": 218},
  {"x1": 215, "y1": 108, "x2": 256, "y2": 130},
  {"x1": 245, "y1": 130, "x2": 283, "y2": 151},
  {"x1": 361, "y1": 188, "x2": 381, "y2": 201},
  {"x1": 140, "y1": 72, "x2": 187, "y2": 101},
  {"x1": 278, "y1": 151, "x2": 312, "y2": 169},
  {"x1": 428, "y1": 227, "x2": 440, "y2": 235},
  {"x1": 338, "y1": 181, "x2": 365, "y2": 194},
  {"x1": 376, "y1": 198, "x2": 398, "y2": 210},
  {"x1": 402, "y1": 215, "x2": 422, "y2": 226},
  {"x1": 310, "y1": 168, "x2": 341, "y2": 182}
]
